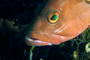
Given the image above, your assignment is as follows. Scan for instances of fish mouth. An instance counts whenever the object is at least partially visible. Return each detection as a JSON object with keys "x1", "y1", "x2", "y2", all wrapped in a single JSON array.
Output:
[
  {"x1": 25, "y1": 31, "x2": 67, "y2": 46},
  {"x1": 25, "y1": 31, "x2": 75, "y2": 46},
  {"x1": 25, "y1": 30, "x2": 75, "y2": 46},
  {"x1": 25, "y1": 36, "x2": 52, "y2": 46}
]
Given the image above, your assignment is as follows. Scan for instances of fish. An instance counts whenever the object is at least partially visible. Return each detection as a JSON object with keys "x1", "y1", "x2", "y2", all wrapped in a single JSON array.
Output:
[{"x1": 25, "y1": 0, "x2": 90, "y2": 46}]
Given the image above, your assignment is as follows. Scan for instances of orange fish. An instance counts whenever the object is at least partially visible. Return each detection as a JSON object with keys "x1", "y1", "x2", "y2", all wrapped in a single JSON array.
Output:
[{"x1": 25, "y1": 0, "x2": 90, "y2": 46}]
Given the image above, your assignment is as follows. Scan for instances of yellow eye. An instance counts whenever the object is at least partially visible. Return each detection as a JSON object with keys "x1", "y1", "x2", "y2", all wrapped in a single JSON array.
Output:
[
  {"x1": 85, "y1": 0, "x2": 90, "y2": 4},
  {"x1": 48, "y1": 11, "x2": 60, "y2": 24}
]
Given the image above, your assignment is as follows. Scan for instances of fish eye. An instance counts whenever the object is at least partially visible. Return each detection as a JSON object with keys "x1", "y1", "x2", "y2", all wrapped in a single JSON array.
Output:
[
  {"x1": 84, "y1": 0, "x2": 90, "y2": 4},
  {"x1": 47, "y1": 11, "x2": 60, "y2": 24}
]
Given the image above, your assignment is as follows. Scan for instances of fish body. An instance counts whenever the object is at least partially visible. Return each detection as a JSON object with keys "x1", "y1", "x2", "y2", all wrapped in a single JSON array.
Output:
[{"x1": 25, "y1": 0, "x2": 90, "y2": 46}]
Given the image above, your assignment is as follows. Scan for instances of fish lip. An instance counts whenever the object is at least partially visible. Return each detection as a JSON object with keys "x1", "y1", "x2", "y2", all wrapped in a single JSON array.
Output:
[{"x1": 25, "y1": 36, "x2": 52, "y2": 46}]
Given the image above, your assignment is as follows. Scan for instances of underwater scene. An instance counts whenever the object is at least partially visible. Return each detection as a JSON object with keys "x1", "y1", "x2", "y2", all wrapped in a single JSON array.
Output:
[{"x1": 0, "y1": 0, "x2": 90, "y2": 60}]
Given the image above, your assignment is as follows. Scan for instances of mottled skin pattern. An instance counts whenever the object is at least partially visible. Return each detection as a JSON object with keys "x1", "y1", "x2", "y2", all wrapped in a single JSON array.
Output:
[{"x1": 25, "y1": 0, "x2": 90, "y2": 46}]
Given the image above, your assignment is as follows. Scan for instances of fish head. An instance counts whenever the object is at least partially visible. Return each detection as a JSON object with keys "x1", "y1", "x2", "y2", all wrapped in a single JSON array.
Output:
[{"x1": 25, "y1": 0, "x2": 90, "y2": 46}]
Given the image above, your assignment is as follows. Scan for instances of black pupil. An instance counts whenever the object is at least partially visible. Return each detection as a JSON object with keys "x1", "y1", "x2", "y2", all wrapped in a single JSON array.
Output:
[{"x1": 50, "y1": 15, "x2": 57, "y2": 20}]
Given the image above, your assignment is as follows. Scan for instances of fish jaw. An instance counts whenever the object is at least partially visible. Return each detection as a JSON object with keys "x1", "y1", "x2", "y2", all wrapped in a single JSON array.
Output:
[{"x1": 25, "y1": 36, "x2": 52, "y2": 46}]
